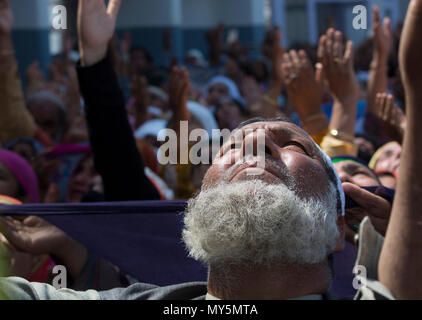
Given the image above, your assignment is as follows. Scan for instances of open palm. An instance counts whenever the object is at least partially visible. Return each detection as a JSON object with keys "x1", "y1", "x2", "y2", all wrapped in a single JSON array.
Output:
[
  {"x1": 0, "y1": 216, "x2": 67, "y2": 255},
  {"x1": 78, "y1": 0, "x2": 122, "y2": 65}
]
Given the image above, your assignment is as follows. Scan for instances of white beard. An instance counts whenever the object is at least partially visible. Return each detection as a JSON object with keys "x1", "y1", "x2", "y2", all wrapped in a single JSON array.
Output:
[{"x1": 183, "y1": 179, "x2": 339, "y2": 267}]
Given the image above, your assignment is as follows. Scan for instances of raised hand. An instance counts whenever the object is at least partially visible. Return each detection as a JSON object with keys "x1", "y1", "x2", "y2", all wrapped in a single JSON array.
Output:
[
  {"x1": 373, "y1": 6, "x2": 393, "y2": 59},
  {"x1": 168, "y1": 67, "x2": 190, "y2": 135},
  {"x1": 343, "y1": 183, "x2": 392, "y2": 239},
  {"x1": 269, "y1": 27, "x2": 284, "y2": 87},
  {"x1": 77, "y1": 0, "x2": 122, "y2": 66},
  {"x1": 0, "y1": 215, "x2": 88, "y2": 278},
  {"x1": 318, "y1": 29, "x2": 359, "y2": 105},
  {"x1": 26, "y1": 61, "x2": 45, "y2": 90},
  {"x1": 375, "y1": 93, "x2": 406, "y2": 142},
  {"x1": 378, "y1": 0, "x2": 422, "y2": 299},
  {"x1": 0, "y1": 216, "x2": 68, "y2": 255},
  {"x1": 282, "y1": 50, "x2": 325, "y2": 121},
  {"x1": 131, "y1": 75, "x2": 150, "y2": 128},
  {"x1": 0, "y1": 0, "x2": 12, "y2": 36},
  {"x1": 399, "y1": 0, "x2": 422, "y2": 88},
  {"x1": 169, "y1": 66, "x2": 190, "y2": 115}
]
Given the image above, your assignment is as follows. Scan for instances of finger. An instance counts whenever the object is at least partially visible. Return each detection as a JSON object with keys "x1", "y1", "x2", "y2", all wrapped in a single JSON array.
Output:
[
  {"x1": 342, "y1": 182, "x2": 391, "y2": 219},
  {"x1": 376, "y1": 93, "x2": 383, "y2": 116},
  {"x1": 282, "y1": 53, "x2": 294, "y2": 82},
  {"x1": 315, "y1": 63, "x2": 325, "y2": 86},
  {"x1": 317, "y1": 35, "x2": 327, "y2": 66},
  {"x1": 373, "y1": 6, "x2": 381, "y2": 30},
  {"x1": 333, "y1": 31, "x2": 344, "y2": 60},
  {"x1": 107, "y1": 0, "x2": 122, "y2": 20},
  {"x1": 298, "y1": 50, "x2": 312, "y2": 71},
  {"x1": 345, "y1": 208, "x2": 368, "y2": 223},
  {"x1": 378, "y1": 93, "x2": 387, "y2": 120},
  {"x1": 325, "y1": 29, "x2": 335, "y2": 64},
  {"x1": 386, "y1": 94, "x2": 395, "y2": 122},
  {"x1": 383, "y1": 17, "x2": 392, "y2": 38},
  {"x1": 289, "y1": 50, "x2": 300, "y2": 74},
  {"x1": 344, "y1": 41, "x2": 354, "y2": 67},
  {"x1": 0, "y1": 0, "x2": 10, "y2": 9}
]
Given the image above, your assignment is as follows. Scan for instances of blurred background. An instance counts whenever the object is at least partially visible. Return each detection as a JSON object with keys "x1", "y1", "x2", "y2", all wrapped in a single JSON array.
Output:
[{"x1": 10, "y1": 0, "x2": 410, "y2": 78}]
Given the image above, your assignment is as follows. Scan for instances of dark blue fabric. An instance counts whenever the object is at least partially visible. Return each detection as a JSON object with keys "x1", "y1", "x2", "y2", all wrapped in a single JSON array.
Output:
[
  {"x1": 0, "y1": 201, "x2": 356, "y2": 298},
  {"x1": 0, "y1": 201, "x2": 208, "y2": 286}
]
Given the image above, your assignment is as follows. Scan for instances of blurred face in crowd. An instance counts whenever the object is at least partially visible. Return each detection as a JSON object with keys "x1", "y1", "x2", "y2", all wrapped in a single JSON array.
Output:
[
  {"x1": 148, "y1": 92, "x2": 167, "y2": 111},
  {"x1": 130, "y1": 49, "x2": 151, "y2": 76},
  {"x1": 334, "y1": 160, "x2": 380, "y2": 187},
  {"x1": 354, "y1": 137, "x2": 376, "y2": 163},
  {"x1": 64, "y1": 116, "x2": 89, "y2": 144},
  {"x1": 206, "y1": 83, "x2": 230, "y2": 107},
  {"x1": 374, "y1": 142, "x2": 402, "y2": 177},
  {"x1": 251, "y1": 61, "x2": 268, "y2": 83},
  {"x1": 27, "y1": 100, "x2": 63, "y2": 140},
  {"x1": 183, "y1": 120, "x2": 344, "y2": 267},
  {"x1": 216, "y1": 98, "x2": 244, "y2": 130},
  {"x1": 225, "y1": 57, "x2": 240, "y2": 81},
  {"x1": 0, "y1": 162, "x2": 20, "y2": 200},
  {"x1": 9, "y1": 142, "x2": 36, "y2": 163},
  {"x1": 377, "y1": 172, "x2": 397, "y2": 189},
  {"x1": 67, "y1": 156, "x2": 97, "y2": 203}
]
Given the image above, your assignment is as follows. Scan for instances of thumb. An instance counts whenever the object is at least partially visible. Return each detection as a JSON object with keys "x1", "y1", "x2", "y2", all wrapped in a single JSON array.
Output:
[
  {"x1": 107, "y1": 0, "x2": 122, "y2": 20},
  {"x1": 315, "y1": 63, "x2": 325, "y2": 86}
]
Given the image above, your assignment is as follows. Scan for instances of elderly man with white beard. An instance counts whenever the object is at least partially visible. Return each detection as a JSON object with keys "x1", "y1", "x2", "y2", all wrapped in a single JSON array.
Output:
[
  {"x1": 3, "y1": 0, "x2": 422, "y2": 300},
  {"x1": 0, "y1": 116, "x2": 391, "y2": 300}
]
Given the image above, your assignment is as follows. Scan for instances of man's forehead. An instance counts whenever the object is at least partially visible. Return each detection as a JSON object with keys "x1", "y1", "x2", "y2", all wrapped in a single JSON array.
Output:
[{"x1": 233, "y1": 121, "x2": 310, "y2": 139}]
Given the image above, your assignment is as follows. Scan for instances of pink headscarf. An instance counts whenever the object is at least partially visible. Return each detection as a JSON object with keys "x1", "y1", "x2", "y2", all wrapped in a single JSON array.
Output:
[{"x1": 0, "y1": 150, "x2": 39, "y2": 203}]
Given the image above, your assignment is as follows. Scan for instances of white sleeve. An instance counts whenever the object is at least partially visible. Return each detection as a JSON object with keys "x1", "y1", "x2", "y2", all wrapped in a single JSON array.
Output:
[{"x1": 0, "y1": 277, "x2": 101, "y2": 300}]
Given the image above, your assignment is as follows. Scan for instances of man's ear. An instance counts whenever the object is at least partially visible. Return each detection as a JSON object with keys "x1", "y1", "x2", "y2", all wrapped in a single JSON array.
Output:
[{"x1": 334, "y1": 214, "x2": 345, "y2": 252}]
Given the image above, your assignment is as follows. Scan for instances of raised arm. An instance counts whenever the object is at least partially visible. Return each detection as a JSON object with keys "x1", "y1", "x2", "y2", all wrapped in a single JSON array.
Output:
[
  {"x1": 378, "y1": 0, "x2": 422, "y2": 299},
  {"x1": 367, "y1": 6, "x2": 392, "y2": 114},
  {"x1": 76, "y1": 0, "x2": 160, "y2": 201},
  {"x1": 0, "y1": 0, "x2": 36, "y2": 145},
  {"x1": 319, "y1": 29, "x2": 359, "y2": 140},
  {"x1": 282, "y1": 49, "x2": 328, "y2": 139},
  {"x1": 248, "y1": 27, "x2": 285, "y2": 119}
]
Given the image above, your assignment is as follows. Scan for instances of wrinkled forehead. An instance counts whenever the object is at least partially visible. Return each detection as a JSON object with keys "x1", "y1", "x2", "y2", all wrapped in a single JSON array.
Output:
[{"x1": 226, "y1": 121, "x2": 322, "y2": 154}]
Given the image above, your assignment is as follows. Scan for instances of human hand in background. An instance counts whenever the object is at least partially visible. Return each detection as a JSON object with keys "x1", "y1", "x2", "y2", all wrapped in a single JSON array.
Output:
[
  {"x1": 373, "y1": 6, "x2": 393, "y2": 61},
  {"x1": 78, "y1": 0, "x2": 122, "y2": 66},
  {"x1": 282, "y1": 50, "x2": 325, "y2": 120},
  {"x1": 318, "y1": 29, "x2": 359, "y2": 105},
  {"x1": 343, "y1": 183, "x2": 392, "y2": 242},
  {"x1": 0, "y1": 215, "x2": 88, "y2": 279},
  {"x1": 0, "y1": 0, "x2": 13, "y2": 36},
  {"x1": 375, "y1": 93, "x2": 406, "y2": 142},
  {"x1": 168, "y1": 66, "x2": 190, "y2": 116}
]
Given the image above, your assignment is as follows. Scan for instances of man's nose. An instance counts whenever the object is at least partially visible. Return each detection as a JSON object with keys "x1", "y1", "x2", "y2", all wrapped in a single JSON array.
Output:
[{"x1": 241, "y1": 129, "x2": 279, "y2": 160}]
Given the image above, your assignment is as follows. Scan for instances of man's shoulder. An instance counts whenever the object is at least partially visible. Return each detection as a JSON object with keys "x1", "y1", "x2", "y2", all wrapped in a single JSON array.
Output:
[{"x1": 99, "y1": 281, "x2": 208, "y2": 300}]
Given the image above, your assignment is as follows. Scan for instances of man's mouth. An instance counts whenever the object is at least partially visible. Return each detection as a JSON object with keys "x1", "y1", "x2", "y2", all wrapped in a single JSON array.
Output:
[{"x1": 227, "y1": 158, "x2": 285, "y2": 182}]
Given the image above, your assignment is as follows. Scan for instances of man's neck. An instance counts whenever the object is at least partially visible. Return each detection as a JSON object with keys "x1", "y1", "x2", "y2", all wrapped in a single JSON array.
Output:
[{"x1": 207, "y1": 262, "x2": 331, "y2": 300}]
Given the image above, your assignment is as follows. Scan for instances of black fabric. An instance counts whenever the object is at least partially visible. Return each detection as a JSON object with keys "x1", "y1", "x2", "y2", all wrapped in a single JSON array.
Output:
[{"x1": 76, "y1": 55, "x2": 160, "y2": 201}]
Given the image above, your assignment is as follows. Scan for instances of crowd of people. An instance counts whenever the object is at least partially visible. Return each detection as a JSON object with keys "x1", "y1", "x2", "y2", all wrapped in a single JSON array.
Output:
[{"x1": 0, "y1": 0, "x2": 421, "y2": 300}]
